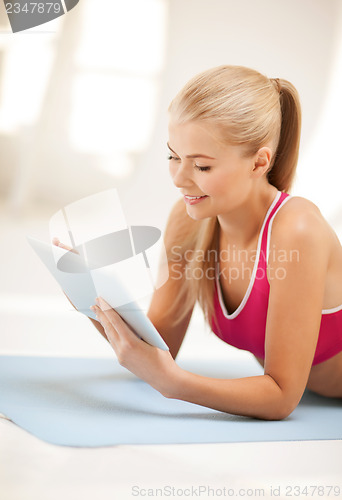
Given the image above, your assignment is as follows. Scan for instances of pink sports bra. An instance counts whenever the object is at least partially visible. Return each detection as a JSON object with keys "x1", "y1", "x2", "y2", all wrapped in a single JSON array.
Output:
[{"x1": 211, "y1": 190, "x2": 342, "y2": 365}]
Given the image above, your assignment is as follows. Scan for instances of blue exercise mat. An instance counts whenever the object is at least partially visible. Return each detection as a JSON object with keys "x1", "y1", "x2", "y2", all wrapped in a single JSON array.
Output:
[{"x1": 0, "y1": 355, "x2": 341, "y2": 447}]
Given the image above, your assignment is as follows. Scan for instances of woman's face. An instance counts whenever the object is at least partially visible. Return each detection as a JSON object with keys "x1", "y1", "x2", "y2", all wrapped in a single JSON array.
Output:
[{"x1": 168, "y1": 120, "x2": 259, "y2": 220}]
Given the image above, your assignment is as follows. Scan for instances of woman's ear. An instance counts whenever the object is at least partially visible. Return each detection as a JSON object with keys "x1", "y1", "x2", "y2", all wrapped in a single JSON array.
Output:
[{"x1": 252, "y1": 147, "x2": 273, "y2": 177}]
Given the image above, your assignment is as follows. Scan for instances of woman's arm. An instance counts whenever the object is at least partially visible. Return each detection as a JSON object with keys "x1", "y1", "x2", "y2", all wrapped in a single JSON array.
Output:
[
  {"x1": 92, "y1": 201, "x2": 330, "y2": 420},
  {"x1": 167, "y1": 205, "x2": 330, "y2": 419},
  {"x1": 94, "y1": 298, "x2": 288, "y2": 419}
]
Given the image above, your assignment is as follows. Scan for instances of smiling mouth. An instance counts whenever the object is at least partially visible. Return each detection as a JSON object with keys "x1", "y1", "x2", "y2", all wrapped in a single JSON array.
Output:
[
  {"x1": 184, "y1": 195, "x2": 207, "y2": 200},
  {"x1": 183, "y1": 194, "x2": 209, "y2": 205}
]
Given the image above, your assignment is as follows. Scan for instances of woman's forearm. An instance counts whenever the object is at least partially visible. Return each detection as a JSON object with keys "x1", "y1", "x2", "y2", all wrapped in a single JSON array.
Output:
[
  {"x1": 169, "y1": 369, "x2": 293, "y2": 420},
  {"x1": 91, "y1": 297, "x2": 295, "y2": 420}
]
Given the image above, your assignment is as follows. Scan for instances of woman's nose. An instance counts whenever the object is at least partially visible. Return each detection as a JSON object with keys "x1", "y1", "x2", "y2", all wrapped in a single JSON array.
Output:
[{"x1": 170, "y1": 163, "x2": 193, "y2": 188}]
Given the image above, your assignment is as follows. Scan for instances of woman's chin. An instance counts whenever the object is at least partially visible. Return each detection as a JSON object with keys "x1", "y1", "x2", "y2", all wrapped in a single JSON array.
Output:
[{"x1": 186, "y1": 206, "x2": 211, "y2": 221}]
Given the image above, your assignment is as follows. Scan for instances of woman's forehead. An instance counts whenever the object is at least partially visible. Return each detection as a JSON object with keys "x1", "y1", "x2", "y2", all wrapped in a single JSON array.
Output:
[{"x1": 168, "y1": 120, "x2": 233, "y2": 155}]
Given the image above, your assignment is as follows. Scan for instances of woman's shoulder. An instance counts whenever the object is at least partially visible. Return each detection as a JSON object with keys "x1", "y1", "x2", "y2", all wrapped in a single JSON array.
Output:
[
  {"x1": 267, "y1": 194, "x2": 335, "y2": 276},
  {"x1": 281, "y1": 194, "x2": 321, "y2": 213},
  {"x1": 272, "y1": 194, "x2": 332, "y2": 245},
  {"x1": 276, "y1": 194, "x2": 327, "y2": 228}
]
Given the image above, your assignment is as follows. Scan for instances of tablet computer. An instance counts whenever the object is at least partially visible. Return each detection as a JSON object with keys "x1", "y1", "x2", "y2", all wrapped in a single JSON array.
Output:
[{"x1": 27, "y1": 236, "x2": 169, "y2": 351}]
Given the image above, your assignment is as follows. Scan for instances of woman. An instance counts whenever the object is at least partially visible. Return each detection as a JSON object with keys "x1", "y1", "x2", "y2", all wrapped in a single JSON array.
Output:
[{"x1": 89, "y1": 65, "x2": 342, "y2": 420}]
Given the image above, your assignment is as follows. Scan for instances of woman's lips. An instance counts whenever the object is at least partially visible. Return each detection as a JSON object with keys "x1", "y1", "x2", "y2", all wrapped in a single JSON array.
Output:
[{"x1": 184, "y1": 195, "x2": 209, "y2": 205}]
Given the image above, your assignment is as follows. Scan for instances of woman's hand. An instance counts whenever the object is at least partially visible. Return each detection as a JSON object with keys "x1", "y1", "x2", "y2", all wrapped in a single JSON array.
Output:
[{"x1": 90, "y1": 297, "x2": 181, "y2": 398}]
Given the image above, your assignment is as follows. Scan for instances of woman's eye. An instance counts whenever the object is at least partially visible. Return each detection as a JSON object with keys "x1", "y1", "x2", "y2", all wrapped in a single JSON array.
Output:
[
  {"x1": 195, "y1": 165, "x2": 211, "y2": 172},
  {"x1": 167, "y1": 154, "x2": 210, "y2": 172}
]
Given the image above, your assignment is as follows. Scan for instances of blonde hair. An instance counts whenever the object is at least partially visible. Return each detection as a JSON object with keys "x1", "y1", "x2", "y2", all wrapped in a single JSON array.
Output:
[{"x1": 166, "y1": 65, "x2": 302, "y2": 328}]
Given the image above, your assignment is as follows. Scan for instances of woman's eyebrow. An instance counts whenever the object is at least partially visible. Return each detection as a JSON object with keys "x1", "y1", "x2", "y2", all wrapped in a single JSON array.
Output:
[{"x1": 167, "y1": 143, "x2": 216, "y2": 160}]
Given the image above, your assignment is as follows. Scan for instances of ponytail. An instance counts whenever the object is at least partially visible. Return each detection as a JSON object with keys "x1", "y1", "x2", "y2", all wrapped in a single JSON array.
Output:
[{"x1": 267, "y1": 79, "x2": 302, "y2": 193}]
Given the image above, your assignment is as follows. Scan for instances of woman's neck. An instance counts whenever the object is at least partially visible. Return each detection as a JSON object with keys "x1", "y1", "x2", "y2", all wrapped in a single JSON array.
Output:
[{"x1": 217, "y1": 184, "x2": 279, "y2": 249}]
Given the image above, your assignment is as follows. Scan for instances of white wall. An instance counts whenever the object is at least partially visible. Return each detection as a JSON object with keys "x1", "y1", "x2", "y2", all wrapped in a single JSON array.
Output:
[
  {"x1": 121, "y1": 0, "x2": 342, "y2": 234},
  {"x1": 1, "y1": 0, "x2": 342, "y2": 235}
]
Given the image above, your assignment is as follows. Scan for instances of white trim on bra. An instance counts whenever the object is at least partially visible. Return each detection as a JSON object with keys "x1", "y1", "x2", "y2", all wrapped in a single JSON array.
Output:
[
  {"x1": 322, "y1": 303, "x2": 342, "y2": 314},
  {"x1": 264, "y1": 195, "x2": 342, "y2": 315},
  {"x1": 216, "y1": 190, "x2": 282, "y2": 319},
  {"x1": 266, "y1": 195, "x2": 292, "y2": 265}
]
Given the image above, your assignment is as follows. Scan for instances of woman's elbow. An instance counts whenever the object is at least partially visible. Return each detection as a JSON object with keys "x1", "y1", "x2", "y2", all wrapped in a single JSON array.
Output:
[
  {"x1": 263, "y1": 406, "x2": 294, "y2": 421},
  {"x1": 260, "y1": 375, "x2": 302, "y2": 420},
  {"x1": 263, "y1": 396, "x2": 299, "y2": 421}
]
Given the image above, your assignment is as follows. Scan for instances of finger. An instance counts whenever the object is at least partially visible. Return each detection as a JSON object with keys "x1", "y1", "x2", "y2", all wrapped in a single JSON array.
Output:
[
  {"x1": 96, "y1": 298, "x2": 128, "y2": 330},
  {"x1": 91, "y1": 305, "x2": 120, "y2": 344},
  {"x1": 96, "y1": 296, "x2": 112, "y2": 312},
  {"x1": 52, "y1": 237, "x2": 79, "y2": 254},
  {"x1": 96, "y1": 297, "x2": 138, "y2": 343}
]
